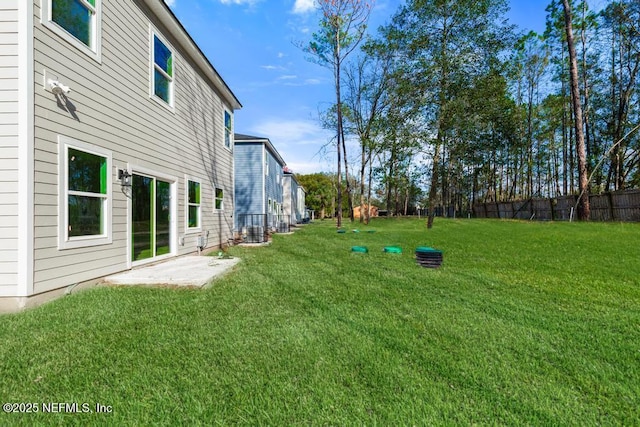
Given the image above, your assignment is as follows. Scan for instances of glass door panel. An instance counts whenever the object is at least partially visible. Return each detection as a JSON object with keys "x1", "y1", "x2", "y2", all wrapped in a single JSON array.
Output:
[
  {"x1": 155, "y1": 180, "x2": 171, "y2": 256},
  {"x1": 132, "y1": 174, "x2": 172, "y2": 262},
  {"x1": 132, "y1": 174, "x2": 153, "y2": 262}
]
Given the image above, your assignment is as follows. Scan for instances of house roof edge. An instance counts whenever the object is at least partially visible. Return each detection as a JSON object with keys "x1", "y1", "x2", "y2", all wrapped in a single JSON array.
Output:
[{"x1": 144, "y1": 0, "x2": 242, "y2": 110}]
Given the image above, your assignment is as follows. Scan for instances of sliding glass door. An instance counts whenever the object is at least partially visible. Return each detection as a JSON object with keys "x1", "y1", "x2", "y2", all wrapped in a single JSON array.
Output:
[{"x1": 132, "y1": 174, "x2": 172, "y2": 262}]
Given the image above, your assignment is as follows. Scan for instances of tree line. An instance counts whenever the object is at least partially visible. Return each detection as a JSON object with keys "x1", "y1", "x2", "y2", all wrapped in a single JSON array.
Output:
[{"x1": 300, "y1": 0, "x2": 640, "y2": 225}]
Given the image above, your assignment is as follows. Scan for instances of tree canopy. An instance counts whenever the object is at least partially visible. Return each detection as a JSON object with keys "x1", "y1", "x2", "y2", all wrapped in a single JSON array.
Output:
[{"x1": 303, "y1": 0, "x2": 640, "y2": 222}]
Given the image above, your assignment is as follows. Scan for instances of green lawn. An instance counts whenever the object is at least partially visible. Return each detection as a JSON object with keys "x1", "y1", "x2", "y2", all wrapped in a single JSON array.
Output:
[{"x1": 1, "y1": 219, "x2": 639, "y2": 425}]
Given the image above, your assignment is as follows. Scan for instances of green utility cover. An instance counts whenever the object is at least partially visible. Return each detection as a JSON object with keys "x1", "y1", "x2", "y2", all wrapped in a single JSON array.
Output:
[
  {"x1": 415, "y1": 246, "x2": 442, "y2": 253},
  {"x1": 352, "y1": 246, "x2": 368, "y2": 253},
  {"x1": 384, "y1": 246, "x2": 402, "y2": 253}
]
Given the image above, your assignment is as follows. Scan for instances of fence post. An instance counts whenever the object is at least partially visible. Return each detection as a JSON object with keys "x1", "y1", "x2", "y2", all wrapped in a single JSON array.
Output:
[{"x1": 608, "y1": 191, "x2": 615, "y2": 221}]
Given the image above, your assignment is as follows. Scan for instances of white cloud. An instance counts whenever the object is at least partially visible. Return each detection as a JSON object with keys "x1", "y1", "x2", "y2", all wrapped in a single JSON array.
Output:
[
  {"x1": 285, "y1": 159, "x2": 334, "y2": 174},
  {"x1": 292, "y1": 0, "x2": 316, "y2": 14},
  {"x1": 248, "y1": 118, "x2": 335, "y2": 173},
  {"x1": 164, "y1": 0, "x2": 176, "y2": 7},
  {"x1": 278, "y1": 75, "x2": 298, "y2": 80},
  {"x1": 219, "y1": 0, "x2": 261, "y2": 5},
  {"x1": 251, "y1": 118, "x2": 322, "y2": 143}
]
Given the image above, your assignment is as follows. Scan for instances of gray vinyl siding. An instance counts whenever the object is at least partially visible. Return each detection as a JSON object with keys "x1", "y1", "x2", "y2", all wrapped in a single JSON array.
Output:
[
  {"x1": 290, "y1": 177, "x2": 299, "y2": 223},
  {"x1": 31, "y1": 0, "x2": 236, "y2": 294},
  {"x1": 283, "y1": 175, "x2": 292, "y2": 219},
  {"x1": 283, "y1": 174, "x2": 301, "y2": 224},
  {"x1": 234, "y1": 142, "x2": 264, "y2": 227},
  {"x1": 297, "y1": 187, "x2": 306, "y2": 221},
  {"x1": 0, "y1": 1, "x2": 18, "y2": 288},
  {"x1": 265, "y1": 149, "x2": 283, "y2": 210},
  {"x1": 284, "y1": 175, "x2": 304, "y2": 224}
]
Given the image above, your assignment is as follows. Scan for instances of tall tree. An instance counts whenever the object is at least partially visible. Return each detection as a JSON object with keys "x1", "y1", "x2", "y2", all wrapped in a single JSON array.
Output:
[
  {"x1": 600, "y1": 1, "x2": 640, "y2": 190},
  {"x1": 297, "y1": 173, "x2": 337, "y2": 219},
  {"x1": 303, "y1": 0, "x2": 373, "y2": 227},
  {"x1": 562, "y1": 0, "x2": 590, "y2": 220},
  {"x1": 514, "y1": 31, "x2": 549, "y2": 198},
  {"x1": 381, "y1": 0, "x2": 513, "y2": 228},
  {"x1": 343, "y1": 49, "x2": 390, "y2": 224}
]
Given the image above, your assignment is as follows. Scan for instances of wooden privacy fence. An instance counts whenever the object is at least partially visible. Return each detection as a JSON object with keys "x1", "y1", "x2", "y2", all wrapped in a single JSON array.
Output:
[{"x1": 473, "y1": 189, "x2": 640, "y2": 222}]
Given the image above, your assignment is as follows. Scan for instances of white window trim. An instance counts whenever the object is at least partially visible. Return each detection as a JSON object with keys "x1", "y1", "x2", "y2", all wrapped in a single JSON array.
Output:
[
  {"x1": 128, "y1": 166, "x2": 178, "y2": 269},
  {"x1": 58, "y1": 135, "x2": 112, "y2": 250},
  {"x1": 223, "y1": 109, "x2": 233, "y2": 151},
  {"x1": 41, "y1": 0, "x2": 102, "y2": 63},
  {"x1": 214, "y1": 187, "x2": 224, "y2": 211},
  {"x1": 185, "y1": 176, "x2": 202, "y2": 233},
  {"x1": 150, "y1": 27, "x2": 175, "y2": 110}
]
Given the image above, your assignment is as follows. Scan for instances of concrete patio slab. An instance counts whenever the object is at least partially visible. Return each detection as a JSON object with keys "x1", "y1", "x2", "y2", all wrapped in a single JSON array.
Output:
[{"x1": 103, "y1": 255, "x2": 241, "y2": 288}]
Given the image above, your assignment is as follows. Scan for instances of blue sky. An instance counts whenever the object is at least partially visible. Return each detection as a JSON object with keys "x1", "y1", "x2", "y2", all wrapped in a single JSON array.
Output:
[{"x1": 162, "y1": 0, "x2": 582, "y2": 174}]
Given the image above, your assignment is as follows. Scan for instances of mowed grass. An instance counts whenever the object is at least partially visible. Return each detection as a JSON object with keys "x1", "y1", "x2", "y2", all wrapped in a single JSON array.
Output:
[{"x1": 0, "y1": 218, "x2": 639, "y2": 425}]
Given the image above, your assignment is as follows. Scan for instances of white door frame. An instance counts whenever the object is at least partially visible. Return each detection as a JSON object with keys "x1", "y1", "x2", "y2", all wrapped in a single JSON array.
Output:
[{"x1": 127, "y1": 164, "x2": 178, "y2": 269}]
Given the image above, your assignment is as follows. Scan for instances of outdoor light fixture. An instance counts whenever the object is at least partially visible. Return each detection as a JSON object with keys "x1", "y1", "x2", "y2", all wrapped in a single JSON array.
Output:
[{"x1": 118, "y1": 169, "x2": 131, "y2": 186}]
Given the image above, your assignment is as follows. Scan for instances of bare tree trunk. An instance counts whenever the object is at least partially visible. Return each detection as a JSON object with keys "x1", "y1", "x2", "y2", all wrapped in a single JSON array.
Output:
[
  {"x1": 336, "y1": 134, "x2": 342, "y2": 226},
  {"x1": 365, "y1": 151, "x2": 374, "y2": 225},
  {"x1": 580, "y1": 1, "x2": 592, "y2": 169},
  {"x1": 427, "y1": 140, "x2": 441, "y2": 229},
  {"x1": 359, "y1": 139, "x2": 366, "y2": 224},
  {"x1": 341, "y1": 125, "x2": 354, "y2": 221},
  {"x1": 403, "y1": 184, "x2": 409, "y2": 216},
  {"x1": 562, "y1": 0, "x2": 590, "y2": 220}
]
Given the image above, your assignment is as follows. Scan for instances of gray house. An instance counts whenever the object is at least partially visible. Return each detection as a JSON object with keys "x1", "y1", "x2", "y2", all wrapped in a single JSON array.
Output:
[
  {"x1": 233, "y1": 133, "x2": 289, "y2": 240},
  {"x1": 0, "y1": 0, "x2": 241, "y2": 311},
  {"x1": 283, "y1": 168, "x2": 306, "y2": 225}
]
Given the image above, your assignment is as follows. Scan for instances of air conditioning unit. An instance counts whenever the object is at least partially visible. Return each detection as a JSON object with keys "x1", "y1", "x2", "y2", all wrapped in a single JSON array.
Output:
[
  {"x1": 246, "y1": 226, "x2": 264, "y2": 243},
  {"x1": 277, "y1": 221, "x2": 289, "y2": 233}
]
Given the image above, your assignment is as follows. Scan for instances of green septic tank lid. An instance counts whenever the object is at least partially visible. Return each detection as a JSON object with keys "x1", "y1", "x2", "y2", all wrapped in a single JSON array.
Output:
[
  {"x1": 415, "y1": 246, "x2": 441, "y2": 253},
  {"x1": 383, "y1": 246, "x2": 402, "y2": 253},
  {"x1": 353, "y1": 229, "x2": 360, "y2": 233},
  {"x1": 337, "y1": 229, "x2": 346, "y2": 233},
  {"x1": 351, "y1": 246, "x2": 368, "y2": 253},
  {"x1": 367, "y1": 230, "x2": 376, "y2": 233}
]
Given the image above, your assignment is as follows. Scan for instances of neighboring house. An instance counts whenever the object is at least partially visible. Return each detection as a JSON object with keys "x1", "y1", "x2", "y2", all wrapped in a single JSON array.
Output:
[
  {"x1": 0, "y1": 0, "x2": 241, "y2": 311},
  {"x1": 353, "y1": 205, "x2": 379, "y2": 219},
  {"x1": 282, "y1": 168, "x2": 306, "y2": 225},
  {"x1": 233, "y1": 133, "x2": 287, "y2": 236}
]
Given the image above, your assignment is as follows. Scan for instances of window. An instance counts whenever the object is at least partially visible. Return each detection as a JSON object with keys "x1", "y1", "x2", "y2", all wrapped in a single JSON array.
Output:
[
  {"x1": 215, "y1": 188, "x2": 224, "y2": 210},
  {"x1": 152, "y1": 33, "x2": 174, "y2": 106},
  {"x1": 58, "y1": 136, "x2": 112, "y2": 249},
  {"x1": 43, "y1": 0, "x2": 102, "y2": 60},
  {"x1": 187, "y1": 179, "x2": 200, "y2": 229},
  {"x1": 224, "y1": 111, "x2": 232, "y2": 149}
]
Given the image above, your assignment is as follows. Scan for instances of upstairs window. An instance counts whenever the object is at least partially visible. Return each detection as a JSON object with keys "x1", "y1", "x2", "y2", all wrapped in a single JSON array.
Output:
[
  {"x1": 152, "y1": 33, "x2": 174, "y2": 106},
  {"x1": 44, "y1": 0, "x2": 102, "y2": 61},
  {"x1": 224, "y1": 111, "x2": 232, "y2": 150},
  {"x1": 215, "y1": 188, "x2": 224, "y2": 210}
]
